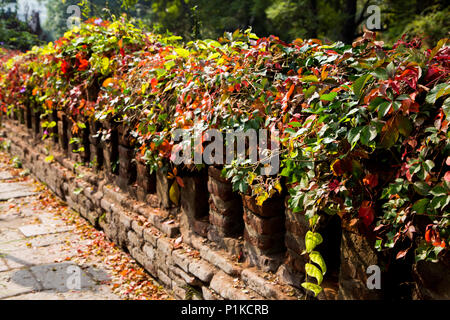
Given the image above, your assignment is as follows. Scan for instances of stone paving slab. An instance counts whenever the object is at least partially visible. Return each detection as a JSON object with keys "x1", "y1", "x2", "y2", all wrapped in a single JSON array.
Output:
[
  {"x1": 18, "y1": 224, "x2": 74, "y2": 237},
  {"x1": 2, "y1": 243, "x2": 78, "y2": 268},
  {"x1": 0, "y1": 228, "x2": 24, "y2": 243},
  {"x1": 0, "y1": 269, "x2": 42, "y2": 299},
  {"x1": 0, "y1": 150, "x2": 168, "y2": 300},
  {"x1": 30, "y1": 262, "x2": 96, "y2": 292},
  {"x1": 0, "y1": 258, "x2": 9, "y2": 272},
  {"x1": 0, "y1": 171, "x2": 13, "y2": 180},
  {"x1": 4, "y1": 285, "x2": 121, "y2": 300},
  {"x1": 0, "y1": 231, "x2": 79, "y2": 254},
  {"x1": 0, "y1": 190, "x2": 39, "y2": 201}
]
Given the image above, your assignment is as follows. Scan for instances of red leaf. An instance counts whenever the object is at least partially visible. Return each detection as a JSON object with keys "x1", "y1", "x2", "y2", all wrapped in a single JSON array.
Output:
[
  {"x1": 396, "y1": 248, "x2": 409, "y2": 259},
  {"x1": 444, "y1": 171, "x2": 450, "y2": 182},
  {"x1": 151, "y1": 78, "x2": 158, "y2": 90},
  {"x1": 358, "y1": 201, "x2": 375, "y2": 227},
  {"x1": 176, "y1": 176, "x2": 184, "y2": 188},
  {"x1": 363, "y1": 173, "x2": 378, "y2": 188}
]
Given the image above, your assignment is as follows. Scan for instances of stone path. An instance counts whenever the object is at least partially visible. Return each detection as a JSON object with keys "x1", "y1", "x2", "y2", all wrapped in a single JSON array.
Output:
[{"x1": 0, "y1": 150, "x2": 171, "y2": 300}]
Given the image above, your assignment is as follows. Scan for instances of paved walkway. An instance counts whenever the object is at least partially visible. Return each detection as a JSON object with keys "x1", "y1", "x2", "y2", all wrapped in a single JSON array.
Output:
[{"x1": 0, "y1": 150, "x2": 171, "y2": 300}]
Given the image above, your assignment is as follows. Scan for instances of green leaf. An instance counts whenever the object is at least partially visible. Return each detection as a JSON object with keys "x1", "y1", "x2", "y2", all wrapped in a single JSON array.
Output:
[
  {"x1": 305, "y1": 231, "x2": 323, "y2": 253},
  {"x1": 305, "y1": 263, "x2": 323, "y2": 285},
  {"x1": 380, "y1": 119, "x2": 399, "y2": 148},
  {"x1": 320, "y1": 92, "x2": 337, "y2": 102},
  {"x1": 430, "y1": 195, "x2": 450, "y2": 210},
  {"x1": 309, "y1": 251, "x2": 327, "y2": 275},
  {"x1": 44, "y1": 155, "x2": 54, "y2": 163},
  {"x1": 352, "y1": 74, "x2": 372, "y2": 98},
  {"x1": 301, "y1": 282, "x2": 323, "y2": 297},
  {"x1": 386, "y1": 62, "x2": 395, "y2": 79},
  {"x1": 301, "y1": 75, "x2": 319, "y2": 82},
  {"x1": 377, "y1": 101, "x2": 391, "y2": 117},
  {"x1": 413, "y1": 181, "x2": 431, "y2": 196},
  {"x1": 430, "y1": 185, "x2": 446, "y2": 197},
  {"x1": 372, "y1": 68, "x2": 388, "y2": 80},
  {"x1": 426, "y1": 83, "x2": 449, "y2": 104},
  {"x1": 347, "y1": 126, "x2": 362, "y2": 147},
  {"x1": 287, "y1": 121, "x2": 303, "y2": 127},
  {"x1": 396, "y1": 115, "x2": 412, "y2": 137},
  {"x1": 412, "y1": 198, "x2": 430, "y2": 214},
  {"x1": 360, "y1": 125, "x2": 377, "y2": 146},
  {"x1": 423, "y1": 160, "x2": 435, "y2": 173}
]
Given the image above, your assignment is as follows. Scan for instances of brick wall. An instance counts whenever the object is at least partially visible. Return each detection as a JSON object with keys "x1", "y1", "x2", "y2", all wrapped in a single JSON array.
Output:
[
  {"x1": 1, "y1": 118, "x2": 298, "y2": 300},
  {"x1": 2, "y1": 113, "x2": 443, "y2": 300}
]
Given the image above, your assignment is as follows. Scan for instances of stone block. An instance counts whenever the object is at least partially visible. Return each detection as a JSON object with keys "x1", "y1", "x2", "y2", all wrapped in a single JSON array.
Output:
[{"x1": 188, "y1": 259, "x2": 216, "y2": 283}]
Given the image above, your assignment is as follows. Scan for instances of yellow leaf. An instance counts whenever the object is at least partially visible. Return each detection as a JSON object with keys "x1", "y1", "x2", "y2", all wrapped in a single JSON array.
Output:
[
  {"x1": 141, "y1": 83, "x2": 149, "y2": 94},
  {"x1": 101, "y1": 57, "x2": 110, "y2": 75},
  {"x1": 174, "y1": 48, "x2": 190, "y2": 58},
  {"x1": 247, "y1": 172, "x2": 256, "y2": 184},
  {"x1": 102, "y1": 78, "x2": 114, "y2": 87},
  {"x1": 256, "y1": 191, "x2": 269, "y2": 206},
  {"x1": 169, "y1": 181, "x2": 180, "y2": 205},
  {"x1": 274, "y1": 180, "x2": 282, "y2": 193}
]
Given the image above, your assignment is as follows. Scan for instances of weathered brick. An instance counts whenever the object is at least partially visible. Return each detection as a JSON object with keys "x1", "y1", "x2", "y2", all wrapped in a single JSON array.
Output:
[
  {"x1": 118, "y1": 212, "x2": 132, "y2": 230},
  {"x1": 100, "y1": 198, "x2": 112, "y2": 213},
  {"x1": 157, "y1": 237, "x2": 174, "y2": 254},
  {"x1": 127, "y1": 230, "x2": 143, "y2": 249},
  {"x1": 131, "y1": 220, "x2": 144, "y2": 238},
  {"x1": 87, "y1": 211, "x2": 99, "y2": 227},
  {"x1": 210, "y1": 271, "x2": 263, "y2": 300},
  {"x1": 242, "y1": 194, "x2": 284, "y2": 218},
  {"x1": 103, "y1": 185, "x2": 126, "y2": 204},
  {"x1": 156, "y1": 170, "x2": 170, "y2": 209},
  {"x1": 209, "y1": 194, "x2": 242, "y2": 216},
  {"x1": 199, "y1": 246, "x2": 241, "y2": 276},
  {"x1": 201, "y1": 286, "x2": 221, "y2": 300},
  {"x1": 241, "y1": 268, "x2": 294, "y2": 300},
  {"x1": 243, "y1": 208, "x2": 285, "y2": 235},
  {"x1": 155, "y1": 250, "x2": 169, "y2": 274},
  {"x1": 130, "y1": 247, "x2": 146, "y2": 267},
  {"x1": 171, "y1": 281, "x2": 188, "y2": 299},
  {"x1": 143, "y1": 227, "x2": 160, "y2": 247},
  {"x1": 180, "y1": 174, "x2": 209, "y2": 221},
  {"x1": 209, "y1": 209, "x2": 243, "y2": 236},
  {"x1": 143, "y1": 244, "x2": 156, "y2": 260},
  {"x1": 244, "y1": 224, "x2": 285, "y2": 253},
  {"x1": 169, "y1": 266, "x2": 201, "y2": 286},
  {"x1": 188, "y1": 259, "x2": 216, "y2": 283},
  {"x1": 285, "y1": 231, "x2": 305, "y2": 253},
  {"x1": 160, "y1": 220, "x2": 180, "y2": 238},
  {"x1": 172, "y1": 250, "x2": 191, "y2": 273},
  {"x1": 157, "y1": 269, "x2": 172, "y2": 288},
  {"x1": 243, "y1": 240, "x2": 285, "y2": 273}
]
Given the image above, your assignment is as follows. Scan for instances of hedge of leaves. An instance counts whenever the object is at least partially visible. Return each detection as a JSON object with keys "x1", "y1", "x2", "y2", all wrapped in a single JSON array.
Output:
[{"x1": 0, "y1": 18, "x2": 449, "y2": 297}]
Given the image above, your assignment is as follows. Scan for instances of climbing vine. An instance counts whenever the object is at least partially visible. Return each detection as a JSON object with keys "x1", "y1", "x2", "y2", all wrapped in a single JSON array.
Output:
[{"x1": 0, "y1": 18, "x2": 449, "y2": 297}]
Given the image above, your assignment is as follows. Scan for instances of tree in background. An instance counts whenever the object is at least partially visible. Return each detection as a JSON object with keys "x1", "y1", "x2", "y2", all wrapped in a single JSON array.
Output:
[
  {"x1": 0, "y1": 0, "x2": 44, "y2": 51},
  {"x1": 42, "y1": 0, "x2": 449, "y2": 46}
]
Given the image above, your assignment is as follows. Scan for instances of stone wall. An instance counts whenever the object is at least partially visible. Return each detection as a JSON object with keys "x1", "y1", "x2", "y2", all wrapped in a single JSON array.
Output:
[
  {"x1": 2, "y1": 113, "x2": 445, "y2": 300},
  {"x1": 1, "y1": 118, "x2": 298, "y2": 300}
]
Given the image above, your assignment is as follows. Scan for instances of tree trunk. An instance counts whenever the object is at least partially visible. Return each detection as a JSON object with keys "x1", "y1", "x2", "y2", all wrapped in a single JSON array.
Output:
[{"x1": 341, "y1": 0, "x2": 357, "y2": 44}]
